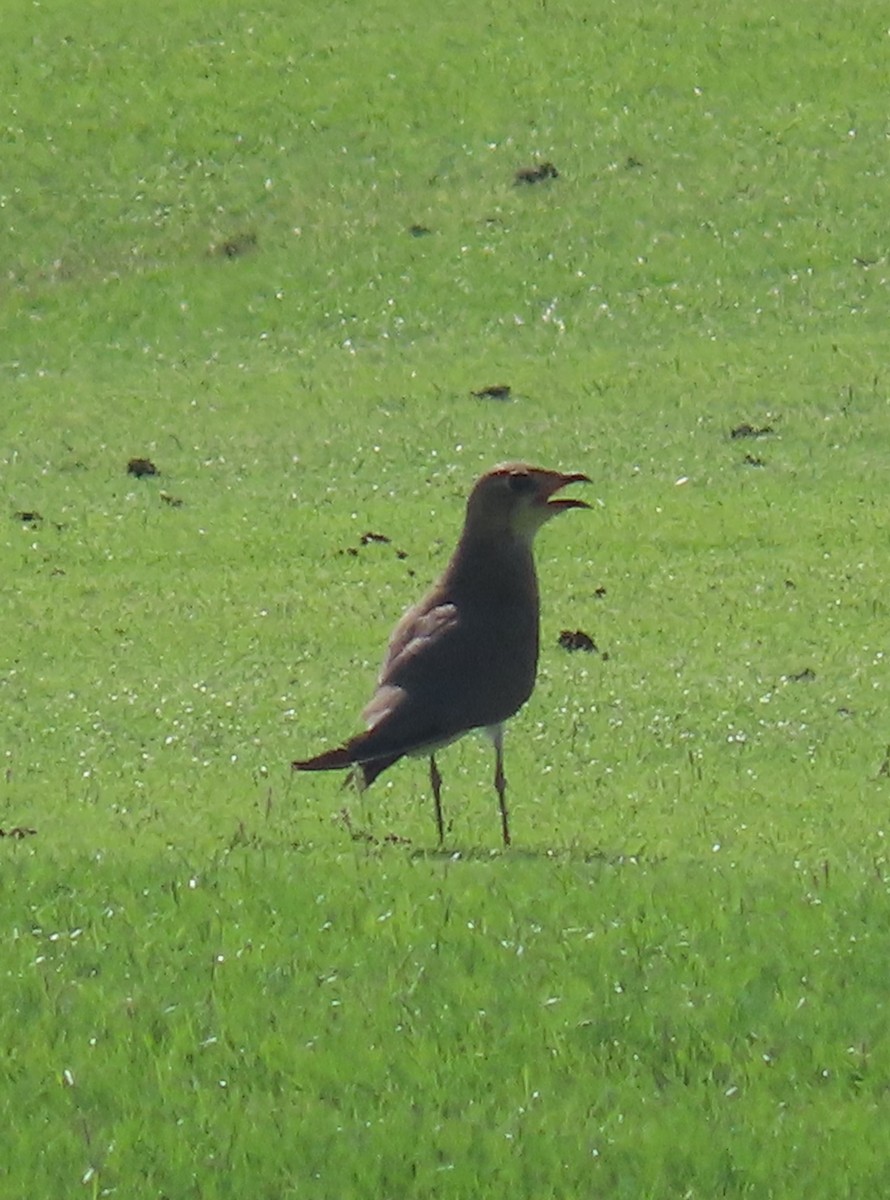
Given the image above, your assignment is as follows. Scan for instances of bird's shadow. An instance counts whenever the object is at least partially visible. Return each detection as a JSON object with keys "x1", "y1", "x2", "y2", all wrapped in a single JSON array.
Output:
[
  {"x1": 336, "y1": 809, "x2": 658, "y2": 867},
  {"x1": 409, "y1": 845, "x2": 658, "y2": 866}
]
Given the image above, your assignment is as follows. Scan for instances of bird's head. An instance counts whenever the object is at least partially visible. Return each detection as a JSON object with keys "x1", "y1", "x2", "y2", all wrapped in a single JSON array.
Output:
[{"x1": 464, "y1": 462, "x2": 591, "y2": 543}]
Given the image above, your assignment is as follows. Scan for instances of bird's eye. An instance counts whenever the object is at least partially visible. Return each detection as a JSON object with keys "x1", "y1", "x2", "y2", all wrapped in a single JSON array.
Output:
[{"x1": 507, "y1": 470, "x2": 535, "y2": 494}]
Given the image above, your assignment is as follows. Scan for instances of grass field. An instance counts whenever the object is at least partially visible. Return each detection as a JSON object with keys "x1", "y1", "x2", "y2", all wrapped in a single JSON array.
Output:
[{"x1": 3, "y1": 0, "x2": 889, "y2": 1195}]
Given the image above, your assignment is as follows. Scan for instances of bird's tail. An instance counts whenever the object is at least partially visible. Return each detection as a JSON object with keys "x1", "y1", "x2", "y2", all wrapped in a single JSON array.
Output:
[
  {"x1": 358, "y1": 753, "x2": 402, "y2": 787},
  {"x1": 292, "y1": 743, "x2": 403, "y2": 788},
  {"x1": 292, "y1": 746, "x2": 354, "y2": 772}
]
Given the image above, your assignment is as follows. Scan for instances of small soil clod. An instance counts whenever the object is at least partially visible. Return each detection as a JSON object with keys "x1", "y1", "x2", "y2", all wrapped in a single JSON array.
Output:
[
  {"x1": 515, "y1": 162, "x2": 559, "y2": 185},
  {"x1": 127, "y1": 457, "x2": 159, "y2": 477},
  {"x1": 212, "y1": 231, "x2": 258, "y2": 259},
  {"x1": 786, "y1": 667, "x2": 816, "y2": 683},
  {"x1": 342, "y1": 532, "x2": 408, "y2": 561},
  {"x1": 472, "y1": 384, "x2": 512, "y2": 400},
  {"x1": 558, "y1": 629, "x2": 598, "y2": 653},
  {"x1": 730, "y1": 422, "x2": 774, "y2": 440}
]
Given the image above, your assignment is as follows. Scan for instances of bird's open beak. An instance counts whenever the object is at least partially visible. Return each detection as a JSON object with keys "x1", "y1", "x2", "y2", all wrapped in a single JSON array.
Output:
[{"x1": 539, "y1": 471, "x2": 591, "y2": 512}]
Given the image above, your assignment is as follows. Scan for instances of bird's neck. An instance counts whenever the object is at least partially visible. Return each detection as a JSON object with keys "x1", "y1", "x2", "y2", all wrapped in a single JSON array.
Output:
[{"x1": 445, "y1": 528, "x2": 540, "y2": 606}]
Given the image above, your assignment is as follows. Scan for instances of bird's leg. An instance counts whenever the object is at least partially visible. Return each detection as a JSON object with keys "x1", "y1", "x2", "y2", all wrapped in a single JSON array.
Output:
[
  {"x1": 492, "y1": 726, "x2": 510, "y2": 847},
  {"x1": 429, "y1": 754, "x2": 445, "y2": 844}
]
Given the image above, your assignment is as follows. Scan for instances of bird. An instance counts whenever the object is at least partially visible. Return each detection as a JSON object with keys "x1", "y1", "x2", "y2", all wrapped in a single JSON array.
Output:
[{"x1": 292, "y1": 462, "x2": 590, "y2": 846}]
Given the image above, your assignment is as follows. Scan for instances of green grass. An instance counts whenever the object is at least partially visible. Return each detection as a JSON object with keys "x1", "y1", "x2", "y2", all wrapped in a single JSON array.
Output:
[
  {"x1": 5, "y1": 849, "x2": 888, "y2": 1197},
  {"x1": 3, "y1": 0, "x2": 889, "y2": 1195}
]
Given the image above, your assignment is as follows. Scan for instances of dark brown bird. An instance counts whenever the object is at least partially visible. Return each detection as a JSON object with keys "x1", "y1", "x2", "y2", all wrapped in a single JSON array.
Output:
[{"x1": 293, "y1": 462, "x2": 590, "y2": 845}]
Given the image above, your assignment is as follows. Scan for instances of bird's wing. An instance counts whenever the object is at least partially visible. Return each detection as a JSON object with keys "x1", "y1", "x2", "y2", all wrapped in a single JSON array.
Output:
[
  {"x1": 376, "y1": 599, "x2": 460, "y2": 688},
  {"x1": 365, "y1": 581, "x2": 536, "y2": 741},
  {"x1": 352, "y1": 600, "x2": 462, "y2": 752}
]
